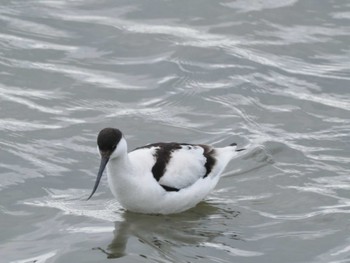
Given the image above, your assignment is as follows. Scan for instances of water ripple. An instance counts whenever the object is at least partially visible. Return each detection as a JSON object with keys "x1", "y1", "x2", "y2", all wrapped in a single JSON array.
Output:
[
  {"x1": 22, "y1": 188, "x2": 123, "y2": 222},
  {"x1": 0, "y1": 86, "x2": 64, "y2": 114},
  {"x1": 0, "y1": 13, "x2": 72, "y2": 39},
  {"x1": 1, "y1": 58, "x2": 144, "y2": 90},
  {"x1": 0, "y1": 33, "x2": 77, "y2": 51},
  {"x1": 0, "y1": 119, "x2": 60, "y2": 131},
  {"x1": 222, "y1": 0, "x2": 299, "y2": 12}
]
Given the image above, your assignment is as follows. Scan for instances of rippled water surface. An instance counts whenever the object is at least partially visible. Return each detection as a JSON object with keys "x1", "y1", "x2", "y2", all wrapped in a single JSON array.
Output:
[{"x1": 1, "y1": 0, "x2": 350, "y2": 262}]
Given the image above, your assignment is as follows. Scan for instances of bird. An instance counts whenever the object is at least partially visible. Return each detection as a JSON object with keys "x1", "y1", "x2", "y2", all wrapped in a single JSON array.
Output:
[{"x1": 87, "y1": 127, "x2": 245, "y2": 214}]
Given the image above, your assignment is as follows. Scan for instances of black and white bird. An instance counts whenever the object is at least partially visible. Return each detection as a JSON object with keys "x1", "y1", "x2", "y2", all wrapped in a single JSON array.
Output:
[{"x1": 87, "y1": 128, "x2": 244, "y2": 214}]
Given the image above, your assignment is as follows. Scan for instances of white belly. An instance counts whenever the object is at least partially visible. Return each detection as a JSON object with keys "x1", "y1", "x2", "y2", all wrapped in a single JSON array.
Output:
[{"x1": 107, "y1": 166, "x2": 220, "y2": 214}]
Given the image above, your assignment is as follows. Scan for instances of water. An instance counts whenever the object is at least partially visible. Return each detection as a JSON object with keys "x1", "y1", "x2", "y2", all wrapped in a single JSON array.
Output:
[{"x1": 1, "y1": 0, "x2": 350, "y2": 262}]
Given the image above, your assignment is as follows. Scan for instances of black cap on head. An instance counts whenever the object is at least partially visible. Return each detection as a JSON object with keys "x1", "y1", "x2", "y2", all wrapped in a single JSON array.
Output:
[{"x1": 97, "y1": 128, "x2": 123, "y2": 152}]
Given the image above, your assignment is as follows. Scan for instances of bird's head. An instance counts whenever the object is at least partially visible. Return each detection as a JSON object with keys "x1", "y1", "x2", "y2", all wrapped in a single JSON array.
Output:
[{"x1": 87, "y1": 128, "x2": 126, "y2": 200}]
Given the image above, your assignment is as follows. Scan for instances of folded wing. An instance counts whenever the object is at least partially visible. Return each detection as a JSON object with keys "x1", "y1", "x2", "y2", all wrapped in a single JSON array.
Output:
[{"x1": 131, "y1": 143, "x2": 217, "y2": 190}]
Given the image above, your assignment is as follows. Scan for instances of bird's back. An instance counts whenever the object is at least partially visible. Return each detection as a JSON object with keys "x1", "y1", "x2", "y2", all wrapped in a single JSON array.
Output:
[{"x1": 129, "y1": 142, "x2": 238, "y2": 191}]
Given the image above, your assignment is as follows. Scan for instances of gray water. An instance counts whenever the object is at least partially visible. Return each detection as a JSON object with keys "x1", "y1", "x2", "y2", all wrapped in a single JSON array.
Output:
[{"x1": 1, "y1": 0, "x2": 350, "y2": 262}]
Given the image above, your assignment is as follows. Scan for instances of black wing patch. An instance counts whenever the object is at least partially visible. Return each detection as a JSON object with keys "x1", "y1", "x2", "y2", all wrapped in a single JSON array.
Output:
[
  {"x1": 134, "y1": 142, "x2": 184, "y2": 181},
  {"x1": 133, "y1": 142, "x2": 217, "y2": 191},
  {"x1": 151, "y1": 143, "x2": 183, "y2": 181},
  {"x1": 198, "y1": 144, "x2": 216, "y2": 178},
  {"x1": 160, "y1": 184, "x2": 179, "y2": 192}
]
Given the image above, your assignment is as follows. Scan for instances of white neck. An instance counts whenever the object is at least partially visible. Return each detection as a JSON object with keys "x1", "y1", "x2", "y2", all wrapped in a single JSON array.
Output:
[
  {"x1": 106, "y1": 137, "x2": 132, "y2": 180},
  {"x1": 105, "y1": 138, "x2": 139, "y2": 199}
]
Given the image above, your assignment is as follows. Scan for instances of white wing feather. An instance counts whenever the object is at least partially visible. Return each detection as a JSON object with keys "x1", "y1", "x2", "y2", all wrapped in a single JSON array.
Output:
[{"x1": 159, "y1": 146, "x2": 207, "y2": 189}]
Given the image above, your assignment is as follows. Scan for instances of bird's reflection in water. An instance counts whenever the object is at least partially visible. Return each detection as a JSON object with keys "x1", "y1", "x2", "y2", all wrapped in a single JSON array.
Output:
[{"x1": 97, "y1": 202, "x2": 241, "y2": 259}]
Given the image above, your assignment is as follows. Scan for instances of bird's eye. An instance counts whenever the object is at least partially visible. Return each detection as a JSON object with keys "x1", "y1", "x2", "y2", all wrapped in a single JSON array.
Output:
[{"x1": 112, "y1": 145, "x2": 117, "y2": 150}]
